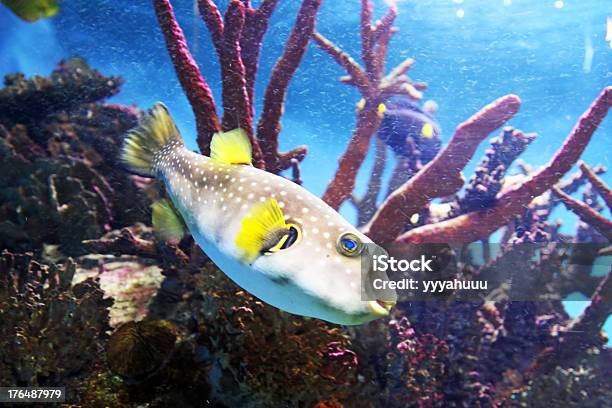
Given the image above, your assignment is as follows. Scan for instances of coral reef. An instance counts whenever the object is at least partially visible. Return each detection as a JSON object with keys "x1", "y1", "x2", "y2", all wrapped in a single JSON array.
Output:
[
  {"x1": 0, "y1": 251, "x2": 111, "y2": 387},
  {"x1": 0, "y1": 0, "x2": 610, "y2": 407},
  {"x1": 0, "y1": 59, "x2": 148, "y2": 255}
]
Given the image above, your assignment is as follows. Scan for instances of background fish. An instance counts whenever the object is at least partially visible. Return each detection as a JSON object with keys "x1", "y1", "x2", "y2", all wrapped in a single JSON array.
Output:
[
  {"x1": 377, "y1": 95, "x2": 441, "y2": 162},
  {"x1": 121, "y1": 103, "x2": 396, "y2": 325}
]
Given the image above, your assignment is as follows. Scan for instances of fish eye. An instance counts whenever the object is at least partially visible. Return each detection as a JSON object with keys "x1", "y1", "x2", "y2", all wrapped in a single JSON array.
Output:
[
  {"x1": 264, "y1": 224, "x2": 301, "y2": 255},
  {"x1": 336, "y1": 232, "x2": 363, "y2": 257}
]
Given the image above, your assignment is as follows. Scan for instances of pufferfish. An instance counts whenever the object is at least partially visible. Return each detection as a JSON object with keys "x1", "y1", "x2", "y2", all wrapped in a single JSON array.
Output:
[{"x1": 121, "y1": 103, "x2": 396, "y2": 325}]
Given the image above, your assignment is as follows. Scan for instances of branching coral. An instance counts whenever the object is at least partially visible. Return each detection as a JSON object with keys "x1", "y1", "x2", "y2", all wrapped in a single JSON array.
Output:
[
  {"x1": 0, "y1": 0, "x2": 610, "y2": 405},
  {"x1": 153, "y1": 0, "x2": 315, "y2": 171},
  {"x1": 125, "y1": 1, "x2": 612, "y2": 406},
  {"x1": 313, "y1": 0, "x2": 427, "y2": 210},
  {"x1": 365, "y1": 94, "x2": 522, "y2": 245},
  {"x1": 390, "y1": 87, "x2": 612, "y2": 246}
]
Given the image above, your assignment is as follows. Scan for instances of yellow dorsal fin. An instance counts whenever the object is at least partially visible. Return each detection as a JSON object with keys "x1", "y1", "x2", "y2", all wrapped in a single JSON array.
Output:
[
  {"x1": 151, "y1": 198, "x2": 186, "y2": 242},
  {"x1": 421, "y1": 122, "x2": 434, "y2": 139},
  {"x1": 235, "y1": 198, "x2": 288, "y2": 263},
  {"x1": 210, "y1": 128, "x2": 252, "y2": 165}
]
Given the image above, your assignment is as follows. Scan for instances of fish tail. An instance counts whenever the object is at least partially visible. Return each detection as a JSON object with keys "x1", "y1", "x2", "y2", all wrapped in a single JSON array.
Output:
[{"x1": 121, "y1": 103, "x2": 184, "y2": 177}]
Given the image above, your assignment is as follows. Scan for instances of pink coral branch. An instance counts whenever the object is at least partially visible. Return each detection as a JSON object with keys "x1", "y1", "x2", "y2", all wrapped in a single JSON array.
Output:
[
  {"x1": 552, "y1": 187, "x2": 612, "y2": 241},
  {"x1": 531, "y1": 270, "x2": 612, "y2": 377},
  {"x1": 219, "y1": 1, "x2": 250, "y2": 132},
  {"x1": 197, "y1": 0, "x2": 264, "y2": 167},
  {"x1": 240, "y1": 0, "x2": 279, "y2": 108},
  {"x1": 312, "y1": 32, "x2": 372, "y2": 95},
  {"x1": 153, "y1": 0, "x2": 221, "y2": 152},
  {"x1": 197, "y1": 0, "x2": 224, "y2": 56},
  {"x1": 394, "y1": 86, "x2": 612, "y2": 245},
  {"x1": 384, "y1": 57, "x2": 414, "y2": 84},
  {"x1": 317, "y1": 0, "x2": 430, "y2": 211},
  {"x1": 566, "y1": 269, "x2": 612, "y2": 340},
  {"x1": 364, "y1": 94, "x2": 521, "y2": 245},
  {"x1": 322, "y1": 102, "x2": 384, "y2": 210},
  {"x1": 256, "y1": 0, "x2": 322, "y2": 173},
  {"x1": 372, "y1": 5, "x2": 398, "y2": 45},
  {"x1": 371, "y1": 6, "x2": 397, "y2": 78},
  {"x1": 360, "y1": 0, "x2": 376, "y2": 80},
  {"x1": 579, "y1": 161, "x2": 612, "y2": 212}
]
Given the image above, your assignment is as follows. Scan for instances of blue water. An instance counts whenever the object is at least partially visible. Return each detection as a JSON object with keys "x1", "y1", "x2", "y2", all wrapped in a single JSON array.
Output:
[{"x1": 1, "y1": 0, "x2": 610, "y2": 336}]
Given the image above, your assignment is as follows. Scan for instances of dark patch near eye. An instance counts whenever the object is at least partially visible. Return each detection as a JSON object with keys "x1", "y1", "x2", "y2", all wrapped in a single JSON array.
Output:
[
  {"x1": 261, "y1": 228, "x2": 289, "y2": 253},
  {"x1": 280, "y1": 226, "x2": 299, "y2": 250},
  {"x1": 261, "y1": 225, "x2": 300, "y2": 255}
]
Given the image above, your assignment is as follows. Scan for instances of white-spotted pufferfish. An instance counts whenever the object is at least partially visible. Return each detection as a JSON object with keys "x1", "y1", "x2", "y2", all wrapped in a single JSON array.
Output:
[{"x1": 121, "y1": 103, "x2": 396, "y2": 325}]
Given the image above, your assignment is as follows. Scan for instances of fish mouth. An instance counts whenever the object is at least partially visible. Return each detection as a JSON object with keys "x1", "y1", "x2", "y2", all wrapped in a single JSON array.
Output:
[{"x1": 367, "y1": 299, "x2": 395, "y2": 317}]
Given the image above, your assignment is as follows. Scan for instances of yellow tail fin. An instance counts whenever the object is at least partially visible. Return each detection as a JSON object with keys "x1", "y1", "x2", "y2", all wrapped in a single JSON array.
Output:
[{"x1": 121, "y1": 103, "x2": 183, "y2": 176}]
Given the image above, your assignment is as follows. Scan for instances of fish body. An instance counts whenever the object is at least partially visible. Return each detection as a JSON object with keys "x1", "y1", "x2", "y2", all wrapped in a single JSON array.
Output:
[
  {"x1": 122, "y1": 104, "x2": 396, "y2": 325},
  {"x1": 377, "y1": 95, "x2": 441, "y2": 162}
]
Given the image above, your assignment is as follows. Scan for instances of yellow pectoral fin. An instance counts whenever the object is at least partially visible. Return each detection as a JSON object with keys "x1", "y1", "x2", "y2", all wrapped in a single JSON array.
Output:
[
  {"x1": 152, "y1": 199, "x2": 186, "y2": 242},
  {"x1": 235, "y1": 198, "x2": 287, "y2": 263},
  {"x1": 210, "y1": 128, "x2": 252, "y2": 165}
]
